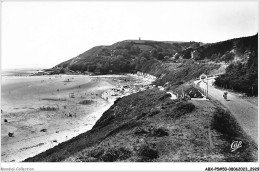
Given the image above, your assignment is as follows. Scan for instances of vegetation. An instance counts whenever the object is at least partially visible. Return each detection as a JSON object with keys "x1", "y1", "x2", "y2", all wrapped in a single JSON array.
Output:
[
  {"x1": 25, "y1": 34, "x2": 258, "y2": 162},
  {"x1": 211, "y1": 106, "x2": 257, "y2": 162},
  {"x1": 53, "y1": 40, "x2": 201, "y2": 74},
  {"x1": 53, "y1": 34, "x2": 257, "y2": 96},
  {"x1": 214, "y1": 51, "x2": 258, "y2": 96},
  {"x1": 191, "y1": 33, "x2": 257, "y2": 61},
  {"x1": 154, "y1": 61, "x2": 220, "y2": 88},
  {"x1": 24, "y1": 89, "x2": 257, "y2": 162}
]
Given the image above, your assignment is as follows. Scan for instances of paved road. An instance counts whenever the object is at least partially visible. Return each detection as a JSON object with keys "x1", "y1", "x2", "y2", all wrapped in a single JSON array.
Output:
[{"x1": 197, "y1": 79, "x2": 258, "y2": 144}]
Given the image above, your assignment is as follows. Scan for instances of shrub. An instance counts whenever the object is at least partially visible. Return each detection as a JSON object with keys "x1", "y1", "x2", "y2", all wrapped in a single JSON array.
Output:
[
  {"x1": 159, "y1": 93, "x2": 171, "y2": 101},
  {"x1": 138, "y1": 144, "x2": 159, "y2": 161},
  {"x1": 211, "y1": 107, "x2": 242, "y2": 138},
  {"x1": 148, "y1": 108, "x2": 160, "y2": 117},
  {"x1": 214, "y1": 51, "x2": 258, "y2": 96},
  {"x1": 100, "y1": 147, "x2": 132, "y2": 162},
  {"x1": 167, "y1": 102, "x2": 195, "y2": 118},
  {"x1": 89, "y1": 149, "x2": 104, "y2": 158},
  {"x1": 176, "y1": 102, "x2": 195, "y2": 112},
  {"x1": 151, "y1": 128, "x2": 169, "y2": 137},
  {"x1": 134, "y1": 127, "x2": 149, "y2": 135}
]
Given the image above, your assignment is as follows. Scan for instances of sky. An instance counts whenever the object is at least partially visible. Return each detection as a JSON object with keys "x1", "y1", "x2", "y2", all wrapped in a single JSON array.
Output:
[{"x1": 1, "y1": 1, "x2": 259, "y2": 69}]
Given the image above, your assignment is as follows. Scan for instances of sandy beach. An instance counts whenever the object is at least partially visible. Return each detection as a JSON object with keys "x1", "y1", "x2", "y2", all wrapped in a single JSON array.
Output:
[{"x1": 1, "y1": 73, "x2": 155, "y2": 162}]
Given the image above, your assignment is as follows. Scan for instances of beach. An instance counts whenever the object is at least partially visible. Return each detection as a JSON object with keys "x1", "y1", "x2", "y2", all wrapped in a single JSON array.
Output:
[{"x1": 1, "y1": 73, "x2": 155, "y2": 162}]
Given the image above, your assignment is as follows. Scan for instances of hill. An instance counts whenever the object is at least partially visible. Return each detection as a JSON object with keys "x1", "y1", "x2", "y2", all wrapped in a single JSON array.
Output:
[
  {"x1": 49, "y1": 34, "x2": 257, "y2": 96},
  {"x1": 176, "y1": 34, "x2": 258, "y2": 96},
  {"x1": 178, "y1": 33, "x2": 258, "y2": 61},
  {"x1": 52, "y1": 40, "x2": 202, "y2": 74},
  {"x1": 52, "y1": 34, "x2": 257, "y2": 75},
  {"x1": 25, "y1": 34, "x2": 258, "y2": 162},
  {"x1": 24, "y1": 89, "x2": 257, "y2": 162}
]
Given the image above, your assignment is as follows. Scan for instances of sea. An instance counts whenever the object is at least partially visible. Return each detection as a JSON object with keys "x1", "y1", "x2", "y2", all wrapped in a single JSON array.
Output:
[{"x1": 1, "y1": 68, "x2": 43, "y2": 77}]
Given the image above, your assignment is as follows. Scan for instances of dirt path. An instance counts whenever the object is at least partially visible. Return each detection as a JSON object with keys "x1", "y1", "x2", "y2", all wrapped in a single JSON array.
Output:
[{"x1": 197, "y1": 79, "x2": 258, "y2": 144}]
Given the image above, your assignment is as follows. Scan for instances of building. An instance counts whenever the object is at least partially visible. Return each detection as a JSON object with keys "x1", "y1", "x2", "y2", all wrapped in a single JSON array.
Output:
[{"x1": 191, "y1": 50, "x2": 200, "y2": 59}]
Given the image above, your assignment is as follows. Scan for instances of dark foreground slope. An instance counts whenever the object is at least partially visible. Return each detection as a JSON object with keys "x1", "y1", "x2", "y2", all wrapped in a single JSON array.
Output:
[{"x1": 24, "y1": 89, "x2": 257, "y2": 162}]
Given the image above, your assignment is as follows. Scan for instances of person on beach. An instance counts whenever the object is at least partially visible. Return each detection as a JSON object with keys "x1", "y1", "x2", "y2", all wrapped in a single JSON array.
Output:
[{"x1": 8, "y1": 132, "x2": 14, "y2": 137}]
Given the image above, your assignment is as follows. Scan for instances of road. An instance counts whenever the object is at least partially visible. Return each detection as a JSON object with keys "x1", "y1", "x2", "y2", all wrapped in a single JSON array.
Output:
[{"x1": 197, "y1": 78, "x2": 258, "y2": 144}]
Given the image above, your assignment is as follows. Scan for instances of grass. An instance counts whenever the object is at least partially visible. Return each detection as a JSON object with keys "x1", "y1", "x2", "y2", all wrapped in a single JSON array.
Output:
[
  {"x1": 24, "y1": 89, "x2": 257, "y2": 162},
  {"x1": 173, "y1": 101, "x2": 195, "y2": 118},
  {"x1": 27, "y1": 35, "x2": 258, "y2": 162},
  {"x1": 137, "y1": 144, "x2": 159, "y2": 162},
  {"x1": 76, "y1": 147, "x2": 132, "y2": 162},
  {"x1": 212, "y1": 107, "x2": 243, "y2": 138},
  {"x1": 154, "y1": 62, "x2": 220, "y2": 88},
  {"x1": 211, "y1": 106, "x2": 258, "y2": 162}
]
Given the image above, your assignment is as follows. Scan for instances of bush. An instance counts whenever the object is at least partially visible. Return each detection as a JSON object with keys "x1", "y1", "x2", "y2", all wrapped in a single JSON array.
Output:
[
  {"x1": 211, "y1": 107, "x2": 257, "y2": 162},
  {"x1": 214, "y1": 51, "x2": 258, "y2": 96},
  {"x1": 159, "y1": 93, "x2": 171, "y2": 100},
  {"x1": 211, "y1": 107, "x2": 242, "y2": 138},
  {"x1": 134, "y1": 127, "x2": 149, "y2": 135},
  {"x1": 100, "y1": 147, "x2": 132, "y2": 162},
  {"x1": 168, "y1": 102, "x2": 195, "y2": 118},
  {"x1": 148, "y1": 108, "x2": 160, "y2": 117},
  {"x1": 89, "y1": 149, "x2": 104, "y2": 159},
  {"x1": 138, "y1": 144, "x2": 159, "y2": 161},
  {"x1": 151, "y1": 128, "x2": 169, "y2": 137},
  {"x1": 157, "y1": 53, "x2": 164, "y2": 60}
]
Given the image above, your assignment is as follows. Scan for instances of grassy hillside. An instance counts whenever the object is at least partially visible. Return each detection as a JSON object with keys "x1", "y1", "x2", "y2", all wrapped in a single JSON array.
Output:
[
  {"x1": 52, "y1": 40, "x2": 201, "y2": 74},
  {"x1": 178, "y1": 33, "x2": 258, "y2": 62},
  {"x1": 153, "y1": 61, "x2": 220, "y2": 88},
  {"x1": 214, "y1": 43, "x2": 258, "y2": 96},
  {"x1": 176, "y1": 34, "x2": 258, "y2": 96},
  {"x1": 24, "y1": 89, "x2": 257, "y2": 162},
  {"x1": 25, "y1": 34, "x2": 258, "y2": 162},
  {"x1": 50, "y1": 34, "x2": 258, "y2": 96}
]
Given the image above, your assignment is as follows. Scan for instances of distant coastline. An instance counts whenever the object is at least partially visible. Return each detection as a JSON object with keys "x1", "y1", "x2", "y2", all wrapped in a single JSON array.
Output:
[{"x1": 1, "y1": 68, "x2": 44, "y2": 77}]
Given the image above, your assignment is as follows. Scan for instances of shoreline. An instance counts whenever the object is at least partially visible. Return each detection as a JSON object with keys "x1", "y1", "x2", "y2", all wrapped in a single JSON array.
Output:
[
  {"x1": 1, "y1": 99, "x2": 114, "y2": 162},
  {"x1": 1, "y1": 73, "x2": 156, "y2": 162}
]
